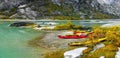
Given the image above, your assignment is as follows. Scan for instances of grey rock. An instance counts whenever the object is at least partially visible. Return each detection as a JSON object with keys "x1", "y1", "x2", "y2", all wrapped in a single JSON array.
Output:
[
  {"x1": 10, "y1": 13, "x2": 27, "y2": 19},
  {"x1": 11, "y1": 7, "x2": 38, "y2": 19},
  {"x1": 18, "y1": 9, "x2": 25, "y2": 14},
  {"x1": 25, "y1": 7, "x2": 38, "y2": 19}
]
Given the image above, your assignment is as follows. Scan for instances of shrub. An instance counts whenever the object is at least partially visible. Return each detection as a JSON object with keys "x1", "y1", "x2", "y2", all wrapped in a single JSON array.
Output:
[
  {"x1": 54, "y1": 20, "x2": 83, "y2": 30},
  {"x1": 82, "y1": 44, "x2": 118, "y2": 58},
  {"x1": 71, "y1": 26, "x2": 120, "y2": 58},
  {"x1": 87, "y1": 28, "x2": 106, "y2": 40},
  {"x1": 93, "y1": 12, "x2": 112, "y2": 19},
  {"x1": 43, "y1": 49, "x2": 65, "y2": 58}
]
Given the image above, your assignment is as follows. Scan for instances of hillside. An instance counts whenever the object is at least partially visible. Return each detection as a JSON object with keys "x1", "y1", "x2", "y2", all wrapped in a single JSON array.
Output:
[{"x1": 0, "y1": 0, "x2": 119, "y2": 19}]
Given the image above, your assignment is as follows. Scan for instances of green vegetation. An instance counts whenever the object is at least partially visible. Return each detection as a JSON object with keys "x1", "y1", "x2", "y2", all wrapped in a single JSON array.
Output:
[
  {"x1": 52, "y1": 16, "x2": 83, "y2": 20},
  {"x1": 70, "y1": 26, "x2": 120, "y2": 58},
  {"x1": 0, "y1": 15, "x2": 9, "y2": 19},
  {"x1": 43, "y1": 49, "x2": 65, "y2": 58},
  {"x1": 93, "y1": 12, "x2": 112, "y2": 19},
  {"x1": 0, "y1": 0, "x2": 119, "y2": 19},
  {"x1": 45, "y1": 3, "x2": 61, "y2": 14},
  {"x1": 82, "y1": 44, "x2": 118, "y2": 58},
  {"x1": 54, "y1": 21, "x2": 83, "y2": 30},
  {"x1": 43, "y1": 46, "x2": 81, "y2": 58},
  {"x1": 0, "y1": 7, "x2": 17, "y2": 19}
]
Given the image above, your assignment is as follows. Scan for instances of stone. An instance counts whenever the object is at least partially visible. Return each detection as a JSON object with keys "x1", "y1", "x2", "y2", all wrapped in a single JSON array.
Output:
[{"x1": 9, "y1": 22, "x2": 35, "y2": 27}]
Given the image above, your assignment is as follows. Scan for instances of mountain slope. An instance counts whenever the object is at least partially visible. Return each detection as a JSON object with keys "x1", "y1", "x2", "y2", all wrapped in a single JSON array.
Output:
[{"x1": 0, "y1": 0, "x2": 119, "y2": 19}]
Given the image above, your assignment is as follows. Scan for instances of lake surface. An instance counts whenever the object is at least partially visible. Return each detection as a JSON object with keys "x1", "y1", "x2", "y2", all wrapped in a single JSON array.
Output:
[
  {"x1": 0, "y1": 22, "x2": 43, "y2": 58},
  {"x1": 36, "y1": 20, "x2": 112, "y2": 27}
]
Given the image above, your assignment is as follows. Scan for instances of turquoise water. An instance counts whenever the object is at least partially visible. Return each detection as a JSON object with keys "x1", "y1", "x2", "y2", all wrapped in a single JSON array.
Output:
[
  {"x1": 0, "y1": 22, "x2": 43, "y2": 58},
  {"x1": 36, "y1": 20, "x2": 108, "y2": 27}
]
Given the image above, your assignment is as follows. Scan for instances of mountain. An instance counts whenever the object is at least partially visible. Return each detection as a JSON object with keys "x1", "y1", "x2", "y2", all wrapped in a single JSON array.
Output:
[{"x1": 0, "y1": 0, "x2": 119, "y2": 19}]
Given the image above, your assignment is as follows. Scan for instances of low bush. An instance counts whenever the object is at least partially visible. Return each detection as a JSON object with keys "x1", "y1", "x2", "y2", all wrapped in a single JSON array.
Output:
[
  {"x1": 82, "y1": 44, "x2": 118, "y2": 58},
  {"x1": 54, "y1": 21, "x2": 83, "y2": 30},
  {"x1": 43, "y1": 49, "x2": 65, "y2": 58},
  {"x1": 82, "y1": 26, "x2": 120, "y2": 58}
]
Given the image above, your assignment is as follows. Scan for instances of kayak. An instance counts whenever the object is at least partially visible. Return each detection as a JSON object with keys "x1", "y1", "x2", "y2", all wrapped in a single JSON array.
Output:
[
  {"x1": 58, "y1": 35, "x2": 87, "y2": 39},
  {"x1": 58, "y1": 30, "x2": 89, "y2": 39}
]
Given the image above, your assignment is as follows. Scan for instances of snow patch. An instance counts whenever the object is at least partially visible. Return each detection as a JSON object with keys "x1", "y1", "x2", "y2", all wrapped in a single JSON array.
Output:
[
  {"x1": 100, "y1": 56, "x2": 105, "y2": 58},
  {"x1": 64, "y1": 47, "x2": 87, "y2": 58},
  {"x1": 115, "y1": 47, "x2": 120, "y2": 58}
]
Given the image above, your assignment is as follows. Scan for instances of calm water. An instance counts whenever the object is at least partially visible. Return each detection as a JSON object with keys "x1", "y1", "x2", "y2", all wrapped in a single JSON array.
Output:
[
  {"x1": 36, "y1": 20, "x2": 111, "y2": 27},
  {"x1": 0, "y1": 22, "x2": 43, "y2": 58}
]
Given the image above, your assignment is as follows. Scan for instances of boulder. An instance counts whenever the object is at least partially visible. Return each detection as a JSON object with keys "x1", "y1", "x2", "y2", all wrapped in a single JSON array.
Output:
[
  {"x1": 9, "y1": 22, "x2": 36, "y2": 27},
  {"x1": 10, "y1": 6, "x2": 38, "y2": 19}
]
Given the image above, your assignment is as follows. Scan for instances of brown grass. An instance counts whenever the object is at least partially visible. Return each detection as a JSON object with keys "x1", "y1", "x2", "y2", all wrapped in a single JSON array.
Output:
[{"x1": 82, "y1": 44, "x2": 118, "y2": 58}]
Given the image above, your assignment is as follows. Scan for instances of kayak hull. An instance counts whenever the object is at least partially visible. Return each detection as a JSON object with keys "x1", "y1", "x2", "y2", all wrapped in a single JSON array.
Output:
[{"x1": 58, "y1": 35, "x2": 87, "y2": 39}]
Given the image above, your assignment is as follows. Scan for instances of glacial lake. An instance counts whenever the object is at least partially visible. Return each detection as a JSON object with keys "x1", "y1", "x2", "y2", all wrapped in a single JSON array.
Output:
[{"x1": 0, "y1": 20, "x2": 119, "y2": 58}]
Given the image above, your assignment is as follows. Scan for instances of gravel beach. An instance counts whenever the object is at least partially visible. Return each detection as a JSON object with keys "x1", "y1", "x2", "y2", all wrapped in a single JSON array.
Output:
[{"x1": 34, "y1": 30, "x2": 86, "y2": 49}]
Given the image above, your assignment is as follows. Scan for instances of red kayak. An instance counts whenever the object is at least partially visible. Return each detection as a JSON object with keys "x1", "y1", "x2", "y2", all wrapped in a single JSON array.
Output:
[{"x1": 58, "y1": 34, "x2": 87, "y2": 39}]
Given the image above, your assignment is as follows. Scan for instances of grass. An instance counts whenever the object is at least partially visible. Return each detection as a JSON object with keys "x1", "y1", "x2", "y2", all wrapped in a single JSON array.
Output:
[
  {"x1": 93, "y1": 12, "x2": 112, "y2": 19},
  {"x1": 82, "y1": 44, "x2": 118, "y2": 58},
  {"x1": 86, "y1": 26, "x2": 120, "y2": 57},
  {"x1": 69, "y1": 26, "x2": 120, "y2": 58},
  {"x1": 43, "y1": 49, "x2": 65, "y2": 58},
  {"x1": 52, "y1": 16, "x2": 83, "y2": 20},
  {"x1": 43, "y1": 46, "x2": 81, "y2": 58},
  {"x1": 54, "y1": 20, "x2": 83, "y2": 30}
]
